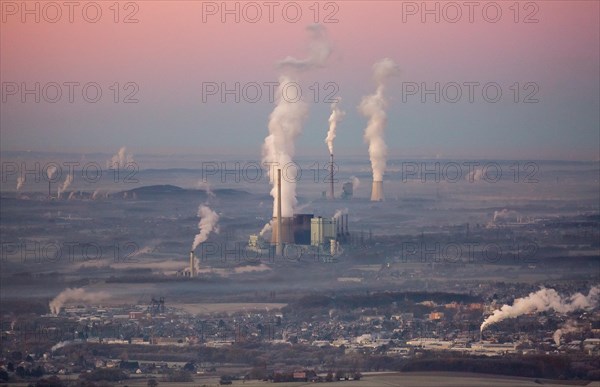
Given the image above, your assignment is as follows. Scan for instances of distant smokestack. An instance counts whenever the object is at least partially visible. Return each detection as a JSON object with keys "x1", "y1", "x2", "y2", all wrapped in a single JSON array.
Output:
[
  {"x1": 189, "y1": 251, "x2": 195, "y2": 277},
  {"x1": 48, "y1": 180, "x2": 51, "y2": 198},
  {"x1": 329, "y1": 153, "x2": 335, "y2": 200},
  {"x1": 371, "y1": 181, "x2": 383, "y2": 201},
  {"x1": 276, "y1": 169, "x2": 283, "y2": 256}
]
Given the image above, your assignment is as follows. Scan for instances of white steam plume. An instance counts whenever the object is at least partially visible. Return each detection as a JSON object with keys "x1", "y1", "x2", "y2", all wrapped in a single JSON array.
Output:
[
  {"x1": 191, "y1": 204, "x2": 220, "y2": 251},
  {"x1": 107, "y1": 146, "x2": 134, "y2": 169},
  {"x1": 481, "y1": 286, "x2": 600, "y2": 332},
  {"x1": 68, "y1": 191, "x2": 77, "y2": 200},
  {"x1": 49, "y1": 288, "x2": 110, "y2": 315},
  {"x1": 325, "y1": 99, "x2": 345, "y2": 155},
  {"x1": 57, "y1": 173, "x2": 73, "y2": 199},
  {"x1": 46, "y1": 166, "x2": 57, "y2": 180},
  {"x1": 359, "y1": 58, "x2": 399, "y2": 182},
  {"x1": 16, "y1": 176, "x2": 25, "y2": 191},
  {"x1": 492, "y1": 209, "x2": 519, "y2": 223},
  {"x1": 51, "y1": 340, "x2": 74, "y2": 352},
  {"x1": 17, "y1": 176, "x2": 25, "y2": 191},
  {"x1": 553, "y1": 320, "x2": 578, "y2": 346},
  {"x1": 466, "y1": 168, "x2": 484, "y2": 182},
  {"x1": 333, "y1": 208, "x2": 348, "y2": 220},
  {"x1": 263, "y1": 24, "x2": 332, "y2": 218},
  {"x1": 91, "y1": 189, "x2": 101, "y2": 200},
  {"x1": 278, "y1": 24, "x2": 332, "y2": 70},
  {"x1": 259, "y1": 221, "x2": 272, "y2": 237},
  {"x1": 197, "y1": 181, "x2": 215, "y2": 198},
  {"x1": 351, "y1": 176, "x2": 360, "y2": 191}
]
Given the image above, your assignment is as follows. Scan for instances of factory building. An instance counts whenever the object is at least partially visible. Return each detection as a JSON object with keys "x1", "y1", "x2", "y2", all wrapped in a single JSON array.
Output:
[{"x1": 311, "y1": 217, "x2": 338, "y2": 246}]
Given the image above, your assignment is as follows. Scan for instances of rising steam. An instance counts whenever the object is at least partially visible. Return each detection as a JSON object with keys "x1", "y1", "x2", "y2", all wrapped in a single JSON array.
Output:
[
  {"x1": 259, "y1": 221, "x2": 272, "y2": 237},
  {"x1": 107, "y1": 146, "x2": 134, "y2": 169},
  {"x1": 481, "y1": 286, "x2": 600, "y2": 332},
  {"x1": 57, "y1": 173, "x2": 73, "y2": 199},
  {"x1": 333, "y1": 208, "x2": 348, "y2": 221},
  {"x1": 191, "y1": 204, "x2": 220, "y2": 251},
  {"x1": 553, "y1": 320, "x2": 578, "y2": 346},
  {"x1": 262, "y1": 24, "x2": 332, "y2": 218},
  {"x1": 51, "y1": 340, "x2": 75, "y2": 352},
  {"x1": 325, "y1": 99, "x2": 345, "y2": 155},
  {"x1": 46, "y1": 166, "x2": 57, "y2": 180},
  {"x1": 359, "y1": 58, "x2": 399, "y2": 182},
  {"x1": 350, "y1": 176, "x2": 360, "y2": 191},
  {"x1": 278, "y1": 24, "x2": 332, "y2": 70},
  {"x1": 16, "y1": 176, "x2": 25, "y2": 191},
  {"x1": 49, "y1": 288, "x2": 110, "y2": 315}
]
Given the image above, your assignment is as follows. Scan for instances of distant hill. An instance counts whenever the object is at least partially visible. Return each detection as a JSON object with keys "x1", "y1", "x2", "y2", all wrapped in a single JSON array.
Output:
[{"x1": 121, "y1": 185, "x2": 251, "y2": 198}]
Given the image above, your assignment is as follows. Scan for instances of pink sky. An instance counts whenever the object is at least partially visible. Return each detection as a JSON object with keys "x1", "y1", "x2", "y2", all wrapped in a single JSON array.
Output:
[{"x1": 1, "y1": 1, "x2": 599, "y2": 160}]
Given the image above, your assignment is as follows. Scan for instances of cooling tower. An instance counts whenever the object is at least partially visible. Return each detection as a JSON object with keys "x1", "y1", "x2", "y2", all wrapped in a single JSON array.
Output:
[{"x1": 370, "y1": 180, "x2": 384, "y2": 201}]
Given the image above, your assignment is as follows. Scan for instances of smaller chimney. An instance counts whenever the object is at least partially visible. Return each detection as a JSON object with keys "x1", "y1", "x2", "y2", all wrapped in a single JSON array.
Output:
[{"x1": 189, "y1": 251, "x2": 195, "y2": 278}]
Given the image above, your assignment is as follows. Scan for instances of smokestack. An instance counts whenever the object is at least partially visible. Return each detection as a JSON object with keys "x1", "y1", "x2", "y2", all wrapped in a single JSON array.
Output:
[
  {"x1": 276, "y1": 169, "x2": 283, "y2": 256},
  {"x1": 371, "y1": 181, "x2": 383, "y2": 201},
  {"x1": 189, "y1": 251, "x2": 195, "y2": 278},
  {"x1": 48, "y1": 180, "x2": 51, "y2": 198},
  {"x1": 329, "y1": 153, "x2": 334, "y2": 200}
]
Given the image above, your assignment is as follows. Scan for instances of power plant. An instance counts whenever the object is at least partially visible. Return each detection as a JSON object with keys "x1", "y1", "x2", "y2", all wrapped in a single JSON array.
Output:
[{"x1": 370, "y1": 180, "x2": 384, "y2": 201}]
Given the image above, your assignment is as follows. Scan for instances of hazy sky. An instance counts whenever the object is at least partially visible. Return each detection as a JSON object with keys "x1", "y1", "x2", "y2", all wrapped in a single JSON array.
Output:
[{"x1": 1, "y1": 1, "x2": 599, "y2": 160}]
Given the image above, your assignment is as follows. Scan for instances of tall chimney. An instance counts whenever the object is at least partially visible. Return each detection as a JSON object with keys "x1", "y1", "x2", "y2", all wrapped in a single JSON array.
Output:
[
  {"x1": 189, "y1": 251, "x2": 195, "y2": 278},
  {"x1": 370, "y1": 180, "x2": 383, "y2": 201},
  {"x1": 276, "y1": 169, "x2": 283, "y2": 256},
  {"x1": 48, "y1": 180, "x2": 51, "y2": 198},
  {"x1": 329, "y1": 153, "x2": 334, "y2": 200}
]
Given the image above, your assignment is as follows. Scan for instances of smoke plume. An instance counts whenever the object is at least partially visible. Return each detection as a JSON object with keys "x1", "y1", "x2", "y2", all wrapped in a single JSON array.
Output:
[
  {"x1": 107, "y1": 146, "x2": 134, "y2": 169},
  {"x1": 262, "y1": 24, "x2": 332, "y2": 218},
  {"x1": 333, "y1": 208, "x2": 348, "y2": 221},
  {"x1": 278, "y1": 24, "x2": 332, "y2": 70},
  {"x1": 481, "y1": 286, "x2": 600, "y2": 332},
  {"x1": 553, "y1": 320, "x2": 578, "y2": 346},
  {"x1": 51, "y1": 340, "x2": 74, "y2": 352},
  {"x1": 46, "y1": 166, "x2": 57, "y2": 180},
  {"x1": 492, "y1": 209, "x2": 520, "y2": 223},
  {"x1": 57, "y1": 173, "x2": 73, "y2": 199},
  {"x1": 351, "y1": 176, "x2": 360, "y2": 191},
  {"x1": 466, "y1": 168, "x2": 484, "y2": 182},
  {"x1": 259, "y1": 221, "x2": 272, "y2": 237},
  {"x1": 191, "y1": 204, "x2": 220, "y2": 251},
  {"x1": 359, "y1": 58, "x2": 399, "y2": 182},
  {"x1": 49, "y1": 287, "x2": 110, "y2": 315},
  {"x1": 325, "y1": 99, "x2": 345, "y2": 155},
  {"x1": 16, "y1": 176, "x2": 25, "y2": 191}
]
